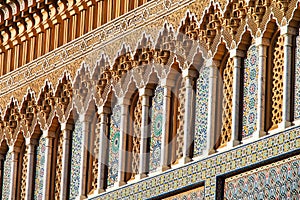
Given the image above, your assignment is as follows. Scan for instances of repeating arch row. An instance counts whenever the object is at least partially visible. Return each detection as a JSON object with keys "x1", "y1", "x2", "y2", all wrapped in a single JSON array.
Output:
[{"x1": 1, "y1": 1, "x2": 300, "y2": 199}]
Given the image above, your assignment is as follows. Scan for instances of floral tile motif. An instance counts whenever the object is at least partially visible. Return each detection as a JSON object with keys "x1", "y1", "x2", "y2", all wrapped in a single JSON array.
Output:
[
  {"x1": 295, "y1": 35, "x2": 300, "y2": 120},
  {"x1": 224, "y1": 154, "x2": 300, "y2": 199},
  {"x1": 2, "y1": 152, "x2": 12, "y2": 200},
  {"x1": 34, "y1": 137, "x2": 46, "y2": 200},
  {"x1": 242, "y1": 45, "x2": 258, "y2": 138},
  {"x1": 194, "y1": 66, "x2": 209, "y2": 156},
  {"x1": 69, "y1": 120, "x2": 83, "y2": 199},
  {"x1": 150, "y1": 86, "x2": 164, "y2": 172},
  {"x1": 91, "y1": 125, "x2": 300, "y2": 200},
  {"x1": 107, "y1": 104, "x2": 121, "y2": 188},
  {"x1": 163, "y1": 186, "x2": 205, "y2": 199}
]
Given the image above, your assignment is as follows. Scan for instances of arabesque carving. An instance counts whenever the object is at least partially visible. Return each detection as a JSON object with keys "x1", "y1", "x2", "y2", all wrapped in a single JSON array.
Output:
[
  {"x1": 112, "y1": 46, "x2": 134, "y2": 83},
  {"x1": 0, "y1": 0, "x2": 298, "y2": 199},
  {"x1": 37, "y1": 83, "x2": 55, "y2": 129},
  {"x1": 223, "y1": 0, "x2": 247, "y2": 35},
  {"x1": 55, "y1": 75, "x2": 73, "y2": 121},
  {"x1": 20, "y1": 92, "x2": 37, "y2": 137},
  {"x1": 247, "y1": 0, "x2": 270, "y2": 24},
  {"x1": 132, "y1": 95, "x2": 142, "y2": 178},
  {"x1": 219, "y1": 58, "x2": 234, "y2": 148},
  {"x1": 3, "y1": 99, "x2": 20, "y2": 142},
  {"x1": 73, "y1": 66, "x2": 93, "y2": 113},
  {"x1": 154, "y1": 24, "x2": 174, "y2": 65},
  {"x1": 199, "y1": 3, "x2": 222, "y2": 48}
]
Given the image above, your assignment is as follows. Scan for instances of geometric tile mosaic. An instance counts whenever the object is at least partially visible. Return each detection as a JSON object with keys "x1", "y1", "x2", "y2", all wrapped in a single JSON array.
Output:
[
  {"x1": 194, "y1": 66, "x2": 209, "y2": 156},
  {"x1": 2, "y1": 152, "x2": 12, "y2": 200},
  {"x1": 295, "y1": 35, "x2": 300, "y2": 120},
  {"x1": 91, "y1": 125, "x2": 300, "y2": 199},
  {"x1": 224, "y1": 154, "x2": 300, "y2": 199},
  {"x1": 163, "y1": 186, "x2": 205, "y2": 199},
  {"x1": 150, "y1": 86, "x2": 164, "y2": 173},
  {"x1": 69, "y1": 120, "x2": 83, "y2": 199},
  {"x1": 107, "y1": 104, "x2": 121, "y2": 188},
  {"x1": 242, "y1": 45, "x2": 258, "y2": 138},
  {"x1": 34, "y1": 137, "x2": 46, "y2": 200}
]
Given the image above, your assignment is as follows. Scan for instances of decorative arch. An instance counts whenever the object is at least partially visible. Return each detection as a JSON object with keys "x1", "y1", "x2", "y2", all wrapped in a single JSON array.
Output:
[
  {"x1": 240, "y1": 36, "x2": 259, "y2": 139},
  {"x1": 36, "y1": 81, "x2": 56, "y2": 130},
  {"x1": 210, "y1": 41, "x2": 231, "y2": 149},
  {"x1": 264, "y1": 21, "x2": 284, "y2": 131}
]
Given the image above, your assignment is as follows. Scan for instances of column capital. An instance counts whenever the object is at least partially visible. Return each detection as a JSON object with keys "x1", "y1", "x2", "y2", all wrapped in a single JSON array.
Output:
[
  {"x1": 60, "y1": 122, "x2": 73, "y2": 131},
  {"x1": 79, "y1": 112, "x2": 94, "y2": 122},
  {"x1": 206, "y1": 58, "x2": 220, "y2": 68},
  {"x1": 229, "y1": 48, "x2": 245, "y2": 58},
  {"x1": 232, "y1": 55, "x2": 242, "y2": 68},
  {"x1": 255, "y1": 37, "x2": 270, "y2": 46},
  {"x1": 118, "y1": 97, "x2": 131, "y2": 106},
  {"x1": 25, "y1": 138, "x2": 39, "y2": 146},
  {"x1": 161, "y1": 78, "x2": 175, "y2": 88},
  {"x1": 9, "y1": 146, "x2": 21, "y2": 153},
  {"x1": 182, "y1": 68, "x2": 198, "y2": 78},
  {"x1": 97, "y1": 106, "x2": 111, "y2": 115},
  {"x1": 43, "y1": 129, "x2": 56, "y2": 138},
  {"x1": 139, "y1": 87, "x2": 153, "y2": 97},
  {"x1": 280, "y1": 25, "x2": 298, "y2": 36}
]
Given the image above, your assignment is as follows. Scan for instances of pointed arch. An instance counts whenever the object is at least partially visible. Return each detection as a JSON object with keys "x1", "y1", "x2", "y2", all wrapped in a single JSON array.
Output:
[
  {"x1": 265, "y1": 23, "x2": 283, "y2": 131},
  {"x1": 238, "y1": 31, "x2": 259, "y2": 139}
]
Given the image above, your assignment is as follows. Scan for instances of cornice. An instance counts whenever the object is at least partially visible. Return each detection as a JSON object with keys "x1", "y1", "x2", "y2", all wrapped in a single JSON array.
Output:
[{"x1": 0, "y1": 0, "x2": 194, "y2": 99}]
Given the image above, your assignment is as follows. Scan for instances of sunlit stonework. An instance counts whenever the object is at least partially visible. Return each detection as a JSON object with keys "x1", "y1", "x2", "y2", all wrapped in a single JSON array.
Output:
[{"x1": 0, "y1": 0, "x2": 299, "y2": 199}]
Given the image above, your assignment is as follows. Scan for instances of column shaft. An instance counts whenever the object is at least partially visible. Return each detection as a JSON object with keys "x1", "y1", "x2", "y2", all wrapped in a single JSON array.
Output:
[
  {"x1": 97, "y1": 110, "x2": 109, "y2": 193},
  {"x1": 182, "y1": 74, "x2": 196, "y2": 163},
  {"x1": 207, "y1": 62, "x2": 219, "y2": 154},
  {"x1": 255, "y1": 38, "x2": 268, "y2": 138},
  {"x1": 117, "y1": 102, "x2": 129, "y2": 186},
  {"x1": 25, "y1": 139, "x2": 38, "y2": 200},
  {"x1": 78, "y1": 115, "x2": 90, "y2": 199},
  {"x1": 60, "y1": 123, "x2": 72, "y2": 200},
  {"x1": 138, "y1": 89, "x2": 151, "y2": 178},
  {"x1": 43, "y1": 131, "x2": 55, "y2": 200},
  {"x1": 230, "y1": 54, "x2": 242, "y2": 147},
  {"x1": 280, "y1": 28, "x2": 295, "y2": 128},
  {"x1": 0, "y1": 154, "x2": 4, "y2": 193},
  {"x1": 160, "y1": 85, "x2": 171, "y2": 171},
  {"x1": 9, "y1": 149, "x2": 20, "y2": 200}
]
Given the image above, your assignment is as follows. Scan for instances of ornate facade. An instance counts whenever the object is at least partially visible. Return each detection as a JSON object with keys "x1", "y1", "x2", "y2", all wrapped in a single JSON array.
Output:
[{"x1": 0, "y1": 0, "x2": 299, "y2": 199}]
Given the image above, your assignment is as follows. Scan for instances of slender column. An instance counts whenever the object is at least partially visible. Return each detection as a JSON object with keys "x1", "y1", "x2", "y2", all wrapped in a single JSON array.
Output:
[
  {"x1": 0, "y1": 154, "x2": 4, "y2": 196},
  {"x1": 25, "y1": 138, "x2": 38, "y2": 200},
  {"x1": 60, "y1": 122, "x2": 73, "y2": 200},
  {"x1": 180, "y1": 68, "x2": 197, "y2": 164},
  {"x1": 9, "y1": 147, "x2": 20, "y2": 200},
  {"x1": 134, "y1": 0, "x2": 139, "y2": 8},
  {"x1": 207, "y1": 59, "x2": 220, "y2": 154},
  {"x1": 138, "y1": 88, "x2": 152, "y2": 178},
  {"x1": 97, "y1": 106, "x2": 110, "y2": 193},
  {"x1": 229, "y1": 49, "x2": 244, "y2": 147},
  {"x1": 107, "y1": 0, "x2": 113, "y2": 22},
  {"x1": 160, "y1": 82, "x2": 173, "y2": 171},
  {"x1": 78, "y1": 113, "x2": 92, "y2": 199},
  {"x1": 42, "y1": 130, "x2": 56, "y2": 200},
  {"x1": 254, "y1": 38, "x2": 269, "y2": 138},
  {"x1": 117, "y1": 99, "x2": 130, "y2": 186},
  {"x1": 279, "y1": 26, "x2": 297, "y2": 129}
]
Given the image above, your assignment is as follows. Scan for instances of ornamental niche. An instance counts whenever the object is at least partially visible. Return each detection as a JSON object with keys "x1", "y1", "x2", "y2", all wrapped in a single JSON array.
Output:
[
  {"x1": 20, "y1": 92, "x2": 37, "y2": 136},
  {"x1": 37, "y1": 83, "x2": 55, "y2": 128},
  {"x1": 199, "y1": 3, "x2": 222, "y2": 49},
  {"x1": 3, "y1": 99, "x2": 20, "y2": 142},
  {"x1": 223, "y1": 0, "x2": 247, "y2": 35}
]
